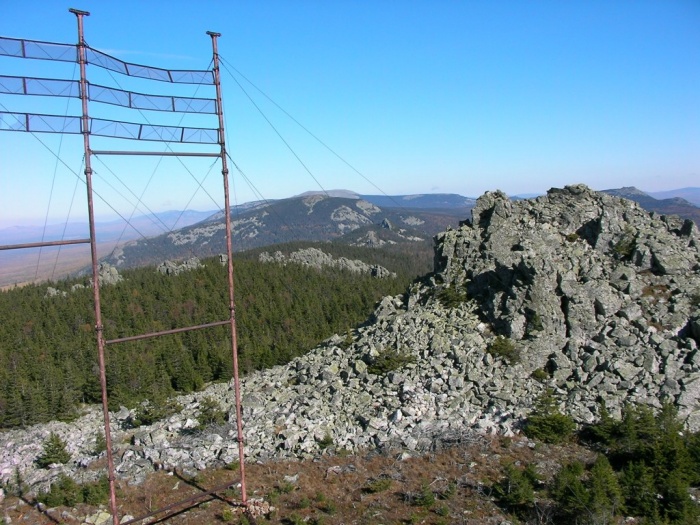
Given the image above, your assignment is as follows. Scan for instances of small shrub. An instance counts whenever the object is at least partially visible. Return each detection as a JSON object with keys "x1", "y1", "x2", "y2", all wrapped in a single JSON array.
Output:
[
  {"x1": 266, "y1": 489, "x2": 280, "y2": 504},
  {"x1": 439, "y1": 481, "x2": 457, "y2": 500},
  {"x1": 493, "y1": 464, "x2": 537, "y2": 511},
  {"x1": 691, "y1": 291, "x2": 700, "y2": 307},
  {"x1": 363, "y1": 477, "x2": 392, "y2": 493},
  {"x1": 36, "y1": 432, "x2": 71, "y2": 468},
  {"x1": 367, "y1": 348, "x2": 416, "y2": 375},
  {"x1": 339, "y1": 330, "x2": 354, "y2": 350},
  {"x1": 531, "y1": 368, "x2": 550, "y2": 382},
  {"x1": 285, "y1": 513, "x2": 305, "y2": 525},
  {"x1": 36, "y1": 474, "x2": 109, "y2": 507},
  {"x1": 10, "y1": 468, "x2": 27, "y2": 497},
  {"x1": 526, "y1": 312, "x2": 543, "y2": 334},
  {"x1": 224, "y1": 460, "x2": 240, "y2": 471},
  {"x1": 37, "y1": 474, "x2": 81, "y2": 507},
  {"x1": 486, "y1": 336, "x2": 520, "y2": 364},
  {"x1": 613, "y1": 226, "x2": 636, "y2": 258},
  {"x1": 278, "y1": 481, "x2": 295, "y2": 494},
  {"x1": 435, "y1": 504, "x2": 449, "y2": 516},
  {"x1": 197, "y1": 396, "x2": 226, "y2": 428},
  {"x1": 565, "y1": 232, "x2": 580, "y2": 242},
  {"x1": 94, "y1": 431, "x2": 107, "y2": 455},
  {"x1": 524, "y1": 389, "x2": 576, "y2": 444},
  {"x1": 317, "y1": 432, "x2": 333, "y2": 449},
  {"x1": 319, "y1": 499, "x2": 336, "y2": 514},
  {"x1": 81, "y1": 476, "x2": 110, "y2": 506},
  {"x1": 436, "y1": 286, "x2": 467, "y2": 308},
  {"x1": 132, "y1": 398, "x2": 182, "y2": 427},
  {"x1": 414, "y1": 483, "x2": 436, "y2": 507}
]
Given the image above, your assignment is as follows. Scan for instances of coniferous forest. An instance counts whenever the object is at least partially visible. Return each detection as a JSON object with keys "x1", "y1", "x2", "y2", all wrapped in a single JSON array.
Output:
[{"x1": 0, "y1": 242, "x2": 432, "y2": 428}]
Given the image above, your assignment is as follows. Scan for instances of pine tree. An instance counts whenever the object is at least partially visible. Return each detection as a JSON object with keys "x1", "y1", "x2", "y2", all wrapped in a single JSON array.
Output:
[
  {"x1": 36, "y1": 432, "x2": 71, "y2": 468},
  {"x1": 587, "y1": 455, "x2": 624, "y2": 524}
]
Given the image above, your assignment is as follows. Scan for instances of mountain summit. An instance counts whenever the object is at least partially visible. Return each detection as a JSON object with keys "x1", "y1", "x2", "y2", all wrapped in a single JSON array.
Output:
[{"x1": 435, "y1": 184, "x2": 699, "y2": 425}]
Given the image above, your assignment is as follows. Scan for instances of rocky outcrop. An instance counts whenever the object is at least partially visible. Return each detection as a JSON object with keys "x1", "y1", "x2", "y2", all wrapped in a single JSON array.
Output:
[
  {"x1": 3, "y1": 184, "x2": 698, "y2": 491},
  {"x1": 435, "y1": 184, "x2": 700, "y2": 426},
  {"x1": 258, "y1": 248, "x2": 396, "y2": 278},
  {"x1": 96, "y1": 263, "x2": 123, "y2": 286},
  {"x1": 156, "y1": 257, "x2": 204, "y2": 276},
  {"x1": 45, "y1": 263, "x2": 123, "y2": 298}
]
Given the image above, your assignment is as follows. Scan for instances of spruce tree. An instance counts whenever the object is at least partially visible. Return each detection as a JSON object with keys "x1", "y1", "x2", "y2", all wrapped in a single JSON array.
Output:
[{"x1": 36, "y1": 432, "x2": 71, "y2": 468}]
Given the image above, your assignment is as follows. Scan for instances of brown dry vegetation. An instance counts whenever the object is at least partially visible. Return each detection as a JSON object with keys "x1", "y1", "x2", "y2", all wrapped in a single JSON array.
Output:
[{"x1": 2, "y1": 434, "x2": 595, "y2": 525}]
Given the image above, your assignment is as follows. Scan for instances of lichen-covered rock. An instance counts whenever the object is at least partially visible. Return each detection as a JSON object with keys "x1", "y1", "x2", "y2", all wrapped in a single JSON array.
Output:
[
  {"x1": 258, "y1": 247, "x2": 395, "y2": 278},
  {"x1": 435, "y1": 184, "x2": 700, "y2": 422},
  {"x1": 157, "y1": 257, "x2": 203, "y2": 276}
]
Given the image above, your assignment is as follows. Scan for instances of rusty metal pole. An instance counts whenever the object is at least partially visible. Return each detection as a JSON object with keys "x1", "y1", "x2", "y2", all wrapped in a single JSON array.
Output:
[
  {"x1": 69, "y1": 8, "x2": 120, "y2": 525},
  {"x1": 207, "y1": 30, "x2": 247, "y2": 506}
]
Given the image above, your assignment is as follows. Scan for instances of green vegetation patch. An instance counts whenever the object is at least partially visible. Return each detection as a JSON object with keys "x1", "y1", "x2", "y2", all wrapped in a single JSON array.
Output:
[
  {"x1": 367, "y1": 348, "x2": 416, "y2": 375},
  {"x1": 523, "y1": 389, "x2": 576, "y2": 444},
  {"x1": 486, "y1": 336, "x2": 520, "y2": 365},
  {"x1": 35, "y1": 432, "x2": 71, "y2": 468},
  {"x1": 37, "y1": 474, "x2": 109, "y2": 507},
  {"x1": 436, "y1": 285, "x2": 467, "y2": 308}
]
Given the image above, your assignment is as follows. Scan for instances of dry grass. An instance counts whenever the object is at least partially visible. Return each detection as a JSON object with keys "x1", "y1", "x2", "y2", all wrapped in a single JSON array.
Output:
[{"x1": 1, "y1": 434, "x2": 595, "y2": 525}]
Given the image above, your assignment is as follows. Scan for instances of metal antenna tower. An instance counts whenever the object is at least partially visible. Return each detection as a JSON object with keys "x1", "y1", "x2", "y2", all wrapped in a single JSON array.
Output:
[{"x1": 1, "y1": 9, "x2": 249, "y2": 524}]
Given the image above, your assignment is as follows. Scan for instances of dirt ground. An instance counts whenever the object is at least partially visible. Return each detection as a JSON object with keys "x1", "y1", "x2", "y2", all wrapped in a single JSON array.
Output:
[{"x1": 1, "y1": 433, "x2": 596, "y2": 525}]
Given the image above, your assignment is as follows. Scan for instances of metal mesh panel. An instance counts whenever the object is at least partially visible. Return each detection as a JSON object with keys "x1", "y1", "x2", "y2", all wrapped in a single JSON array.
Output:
[
  {"x1": 173, "y1": 96, "x2": 215, "y2": 113},
  {"x1": 0, "y1": 37, "x2": 22, "y2": 57},
  {"x1": 1, "y1": 112, "x2": 216, "y2": 143},
  {"x1": 90, "y1": 117, "x2": 218, "y2": 143},
  {"x1": 85, "y1": 48, "x2": 126, "y2": 74},
  {"x1": 0, "y1": 75, "x2": 79, "y2": 97},
  {"x1": 90, "y1": 118, "x2": 139, "y2": 139},
  {"x1": 0, "y1": 36, "x2": 76, "y2": 62},
  {"x1": 89, "y1": 84, "x2": 216, "y2": 113},
  {"x1": 89, "y1": 84, "x2": 129, "y2": 106},
  {"x1": 0, "y1": 111, "x2": 27, "y2": 131},
  {"x1": 0, "y1": 111, "x2": 81, "y2": 133},
  {"x1": 86, "y1": 47, "x2": 213, "y2": 84}
]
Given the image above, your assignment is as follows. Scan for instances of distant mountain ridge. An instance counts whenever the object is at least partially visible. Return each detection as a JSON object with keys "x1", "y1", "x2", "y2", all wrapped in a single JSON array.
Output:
[
  {"x1": 293, "y1": 190, "x2": 477, "y2": 209},
  {"x1": 105, "y1": 193, "x2": 471, "y2": 269},
  {"x1": 602, "y1": 186, "x2": 700, "y2": 224},
  {"x1": 648, "y1": 187, "x2": 700, "y2": 207},
  {"x1": 4, "y1": 187, "x2": 698, "y2": 284}
]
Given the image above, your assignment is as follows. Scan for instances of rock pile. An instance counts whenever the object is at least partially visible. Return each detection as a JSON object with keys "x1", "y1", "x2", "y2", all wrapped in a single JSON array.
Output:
[
  {"x1": 258, "y1": 247, "x2": 395, "y2": 278},
  {"x1": 156, "y1": 257, "x2": 204, "y2": 276},
  {"x1": 2, "y1": 185, "x2": 698, "y2": 492},
  {"x1": 434, "y1": 184, "x2": 700, "y2": 427}
]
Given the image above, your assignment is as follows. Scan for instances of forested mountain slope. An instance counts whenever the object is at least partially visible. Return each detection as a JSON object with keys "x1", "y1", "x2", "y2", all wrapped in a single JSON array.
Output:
[
  {"x1": 0, "y1": 242, "x2": 427, "y2": 428},
  {"x1": 104, "y1": 194, "x2": 463, "y2": 269}
]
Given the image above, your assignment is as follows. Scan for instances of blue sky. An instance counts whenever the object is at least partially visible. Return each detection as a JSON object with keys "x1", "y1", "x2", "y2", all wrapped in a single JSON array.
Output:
[{"x1": 1, "y1": 1, "x2": 698, "y2": 226}]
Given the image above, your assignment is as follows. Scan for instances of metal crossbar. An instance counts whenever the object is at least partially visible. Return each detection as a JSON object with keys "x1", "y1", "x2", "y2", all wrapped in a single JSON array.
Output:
[
  {"x1": 119, "y1": 477, "x2": 244, "y2": 525},
  {"x1": 105, "y1": 320, "x2": 230, "y2": 345},
  {"x1": 0, "y1": 239, "x2": 91, "y2": 251}
]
